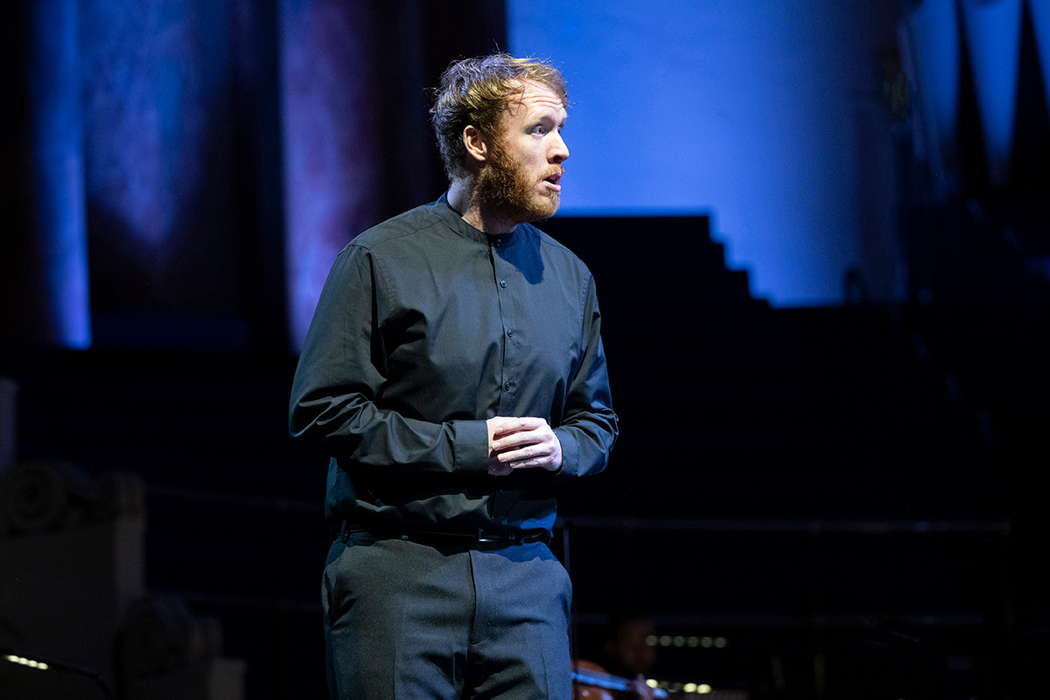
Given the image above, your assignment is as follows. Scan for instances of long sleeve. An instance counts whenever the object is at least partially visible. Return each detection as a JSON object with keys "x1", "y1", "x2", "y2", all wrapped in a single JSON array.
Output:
[
  {"x1": 553, "y1": 274, "x2": 619, "y2": 477},
  {"x1": 288, "y1": 245, "x2": 489, "y2": 474}
]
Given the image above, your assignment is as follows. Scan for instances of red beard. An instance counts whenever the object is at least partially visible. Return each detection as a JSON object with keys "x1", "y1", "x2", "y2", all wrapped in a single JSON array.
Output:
[{"x1": 475, "y1": 139, "x2": 560, "y2": 224}]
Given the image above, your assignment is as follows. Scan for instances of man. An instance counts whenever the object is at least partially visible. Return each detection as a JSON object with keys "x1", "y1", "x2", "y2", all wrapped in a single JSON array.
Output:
[
  {"x1": 290, "y1": 53, "x2": 618, "y2": 699},
  {"x1": 578, "y1": 614, "x2": 658, "y2": 699}
]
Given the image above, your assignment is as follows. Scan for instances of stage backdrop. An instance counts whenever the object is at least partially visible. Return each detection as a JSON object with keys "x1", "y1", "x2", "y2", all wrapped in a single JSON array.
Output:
[{"x1": 509, "y1": 0, "x2": 904, "y2": 305}]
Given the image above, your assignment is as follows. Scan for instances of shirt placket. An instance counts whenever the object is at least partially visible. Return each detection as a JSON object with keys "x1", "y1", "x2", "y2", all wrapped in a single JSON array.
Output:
[
  {"x1": 489, "y1": 236, "x2": 522, "y2": 524},
  {"x1": 490, "y1": 238, "x2": 520, "y2": 416}
]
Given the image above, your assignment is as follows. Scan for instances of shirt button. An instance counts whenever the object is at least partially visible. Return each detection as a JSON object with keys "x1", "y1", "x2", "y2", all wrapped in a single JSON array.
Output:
[
  {"x1": 499, "y1": 279, "x2": 508, "y2": 288},
  {"x1": 503, "y1": 381, "x2": 512, "y2": 391},
  {"x1": 506, "y1": 329, "x2": 513, "y2": 337}
]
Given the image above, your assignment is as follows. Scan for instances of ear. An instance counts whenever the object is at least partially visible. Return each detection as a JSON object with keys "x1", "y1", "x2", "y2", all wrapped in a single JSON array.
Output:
[{"x1": 462, "y1": 125, "x2": 488, "y2": 165}]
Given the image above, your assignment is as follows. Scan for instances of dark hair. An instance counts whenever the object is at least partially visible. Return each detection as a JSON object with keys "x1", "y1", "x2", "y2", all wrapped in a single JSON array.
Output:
[{"x1": 430, "y1": 53, "x2": 568, "y2": 179}]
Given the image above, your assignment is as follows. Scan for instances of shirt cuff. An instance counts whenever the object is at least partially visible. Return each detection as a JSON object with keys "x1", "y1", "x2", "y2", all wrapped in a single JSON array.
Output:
[
  {"x1": 553, "y1": 427, "x2": 579, "y2": 477},
  {"x1": 452, "y1": 419, "x2": 490, "y2": 473}
]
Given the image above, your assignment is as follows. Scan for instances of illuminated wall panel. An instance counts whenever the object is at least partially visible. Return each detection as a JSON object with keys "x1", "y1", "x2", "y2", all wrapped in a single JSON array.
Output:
[
  {"x1": 1028, "y1": 0, "x2": 1050, "y2": 115},
  {"x1": 509, "y1": 0, "x2": 900, "y2": 305},
  {"x1": 81, "y1": 1, "x2": 242, "y2": 323},
  {"x1": 28, "y1": 0, "x2": 91, "y2": 347},
  {"x1": 280, "y1": 0, "x2": 383, "y2": 350},
  {"x1": 961, "y1": 0, "x2": 1023, "y2": 185},
  {"x1": 904, "y1": 0, "x2": 961, "y2": 188}
]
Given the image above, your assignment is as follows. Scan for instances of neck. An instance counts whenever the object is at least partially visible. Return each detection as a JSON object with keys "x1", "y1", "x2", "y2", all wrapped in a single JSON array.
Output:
[{"x1": 447, "y1": 177, "x2": 516, "y2": 235}]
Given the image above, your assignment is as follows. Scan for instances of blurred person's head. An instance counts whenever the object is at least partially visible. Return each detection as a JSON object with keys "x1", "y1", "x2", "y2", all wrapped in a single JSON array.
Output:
[{"x1": 602, "y1": 613, "x2": 656, "y2": 678}]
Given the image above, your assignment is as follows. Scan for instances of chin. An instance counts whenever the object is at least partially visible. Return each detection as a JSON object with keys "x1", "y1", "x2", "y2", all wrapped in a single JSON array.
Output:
[{"x1": 530, "y1": 194, "x2": 560, "y2": 221}]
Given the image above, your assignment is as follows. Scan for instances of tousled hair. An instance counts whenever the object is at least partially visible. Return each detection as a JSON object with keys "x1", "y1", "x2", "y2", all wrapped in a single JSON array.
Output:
[{"x1": 430, "y1": 53, "x2": 568, "y2": 180}]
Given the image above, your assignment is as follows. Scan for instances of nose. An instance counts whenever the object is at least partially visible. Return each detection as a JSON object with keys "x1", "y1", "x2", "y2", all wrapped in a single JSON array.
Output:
[{"x1": 549, "y1": 130, "x2": 569, "y2": 163}]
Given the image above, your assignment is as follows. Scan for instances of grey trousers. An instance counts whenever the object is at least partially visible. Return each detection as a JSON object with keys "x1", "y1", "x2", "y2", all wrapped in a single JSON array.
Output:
[{"x1": 322, "y1": 535, "x2": 573, "y2": 699}]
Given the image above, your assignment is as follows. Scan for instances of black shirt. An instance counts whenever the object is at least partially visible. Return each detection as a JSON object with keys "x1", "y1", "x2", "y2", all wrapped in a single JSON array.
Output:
[{"x1": 289, "y1": 195, "x2": 618, "y2": 534}]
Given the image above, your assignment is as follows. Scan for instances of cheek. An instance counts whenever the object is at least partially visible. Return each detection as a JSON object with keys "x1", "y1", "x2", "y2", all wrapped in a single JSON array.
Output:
[
  {"x1": 530, "y1": 150, "x2": 550, "y2": 175},
  {"x1": 517, "y1": 141, "x2": 544, "y2": 166}
]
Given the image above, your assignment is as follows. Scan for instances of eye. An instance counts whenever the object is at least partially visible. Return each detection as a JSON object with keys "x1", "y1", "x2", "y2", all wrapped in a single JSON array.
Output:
[{"x1": 531, "y1": 124, "x2": 549, "y2": 136}]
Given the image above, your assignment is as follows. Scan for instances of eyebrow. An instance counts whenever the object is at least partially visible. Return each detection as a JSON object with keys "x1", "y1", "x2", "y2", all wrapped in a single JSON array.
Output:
[{"x1": 534, "y1": 113, "x2": 567, "y2": 127}]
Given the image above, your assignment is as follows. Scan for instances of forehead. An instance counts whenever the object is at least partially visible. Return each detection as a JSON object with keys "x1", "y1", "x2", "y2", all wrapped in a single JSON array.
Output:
[{"x1": 504, "y1": 80, "x2": 566, "y2": 120}]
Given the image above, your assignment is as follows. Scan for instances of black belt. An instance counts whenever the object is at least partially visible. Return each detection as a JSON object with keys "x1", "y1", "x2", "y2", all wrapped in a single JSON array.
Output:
[{"x1": 335, "y1": 521, "x2": 550, "y2": 549}]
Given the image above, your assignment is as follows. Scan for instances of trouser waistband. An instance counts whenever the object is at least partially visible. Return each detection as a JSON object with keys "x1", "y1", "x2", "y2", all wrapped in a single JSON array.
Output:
[{"x1": 334, "y1": 521, "x2": 550, "y2": 548}]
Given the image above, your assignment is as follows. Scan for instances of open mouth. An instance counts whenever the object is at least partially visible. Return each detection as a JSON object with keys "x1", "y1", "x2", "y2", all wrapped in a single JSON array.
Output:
[{"x1": 543, "y1": 172, "x2": 563, "y2": 190}]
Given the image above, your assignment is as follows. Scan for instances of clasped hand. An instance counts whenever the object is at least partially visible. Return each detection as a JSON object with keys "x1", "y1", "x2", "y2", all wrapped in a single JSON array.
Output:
[{"x1": 486, "y1": 416, "x2": 562, "y2": 476}]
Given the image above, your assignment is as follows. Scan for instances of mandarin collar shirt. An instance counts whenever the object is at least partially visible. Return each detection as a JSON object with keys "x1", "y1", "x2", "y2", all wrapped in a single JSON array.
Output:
[{"x1": 289, "y1": 195, "x2": 618, "y2": 534}]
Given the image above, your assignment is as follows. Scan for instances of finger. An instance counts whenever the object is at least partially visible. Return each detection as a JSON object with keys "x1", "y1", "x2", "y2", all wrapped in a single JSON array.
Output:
[
  {"x1": 492, "y1": 430, "x2": 545, "y2": 453},
  {"x1": 491, "y1": 417, "x2": 544, "y2": 438},
  {"x1": 508, "y1": 455, "x2": 554, "y2": 470},
  {"x1": 491, "y1": 426, "x2": 526, "y2": 445},
  {"x1": 497, "y1": 444, "x2": 549, "y2": 464},
  {"x1": 491, "y1": 425, "x2": 524, "y2": 440},
  {"x1": 488, "y1": 418, "x2": 519, "y2": 439},
  {"x1": 492, "y1": 422, "x2": 551, "y2": 447}
]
